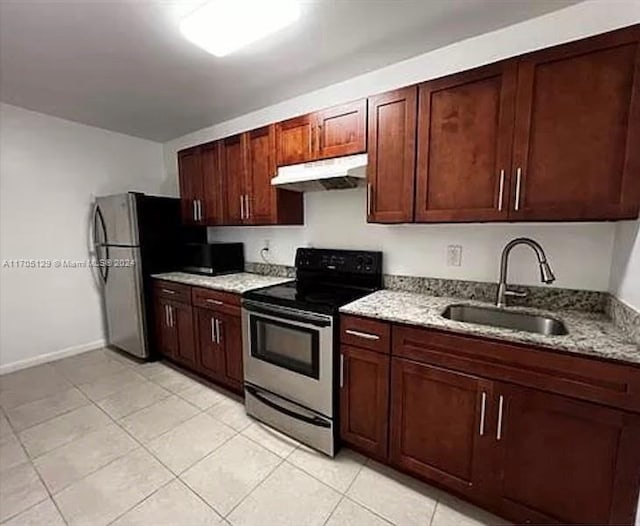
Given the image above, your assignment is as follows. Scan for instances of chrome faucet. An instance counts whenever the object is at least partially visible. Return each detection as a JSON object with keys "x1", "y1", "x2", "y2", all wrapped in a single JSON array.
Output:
[{"x1": 496, "y1": 237, "x2": 555, "y2": 308}]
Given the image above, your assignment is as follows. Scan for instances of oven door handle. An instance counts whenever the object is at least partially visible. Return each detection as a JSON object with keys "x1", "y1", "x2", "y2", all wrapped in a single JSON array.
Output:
[
  {"x1": 245, "y1": 385, "x2": 331, "y2": 428},
  {"x1": 243, "y1": 301, "x2": 332, "y2": 328}
]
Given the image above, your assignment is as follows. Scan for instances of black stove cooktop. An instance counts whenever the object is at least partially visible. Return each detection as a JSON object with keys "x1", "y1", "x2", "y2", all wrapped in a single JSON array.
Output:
[{"x1": 243, "y1": 248, "x2": 383, "y2": 315}]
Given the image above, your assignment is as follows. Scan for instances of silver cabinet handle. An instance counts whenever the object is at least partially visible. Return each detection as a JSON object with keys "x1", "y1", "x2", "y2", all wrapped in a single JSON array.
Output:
[
  {"x1": 192, "y1": 200, "x2": 197, "y2": 221},
  {"x1": 197, "y1": 200, "x2": 203, "y2": 221},
  {"x1": 367, "y1": 183, "x2": 372, "y2": 217},
  {"x1": 215, "y1": 319, "x2": 221, "y2": 344},
  {"x1": 206, "y1": 299, "x2": 223, "y2": 306},
  {"x1": 164, "y1": 305, "x2": 169, "y2": 327},
  {"x1": 240, "y1": 195, "x2": 245, "y2": 220},
  {"x1": 339, "y1": 354, "x2": 344, "y2": 388},
  {"x1": 161, "y1": 289, "x2": 175, "y2": 295},
  {"x1": 479, "y1": 391, "x2": 487, "y2": 436},
  {"x1": 210, "y1": 317, "x2": 216, "y2": 343},
  {"x1": 497, "y1": 169, "x2": 505, "y2": 211},
  {"x1": 496, "y1": 395, "x2": 504, "y2": 440},
  {"x1": 345, "y1": 329, "x2": 380, "y2": 341},
  {"x1": 166, "y1": 306, "x2": 173, "y2": 328},
  {"x1": 514, "y1": 168, "x2": 522, "y2": 211},
  {"x1": 244, "y1": 195, "x2": 250, "y2": 219}
]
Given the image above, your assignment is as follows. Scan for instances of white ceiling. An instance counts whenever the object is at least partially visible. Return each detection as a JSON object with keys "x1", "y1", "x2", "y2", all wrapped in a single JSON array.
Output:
[{"x1": 0, "y1": 0, "x2": 581, "y2": 142}]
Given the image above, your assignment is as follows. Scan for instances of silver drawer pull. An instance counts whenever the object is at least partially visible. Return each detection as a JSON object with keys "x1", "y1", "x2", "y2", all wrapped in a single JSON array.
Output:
[
  {"x1": 206, "y1": 299, "x2": 223, "y2": 306},
  {"x1": 215, "y1": 319, "x2": 221, "y2": 344},
  {"x1": 496, "y1": 395, "x2": 504, "y2": 440},
  {"x1": 211, "y1": 318, "x2": 216, "y2": 343},
  {"x1": 345, "y1": 329, "x2": 380, "y2": 341},
  {"x1": 479, "y1": 391, "x2": 487, "y2": 436},
  {"x1": 161, "y1": 289, "x2": 176, "y2": 295}
]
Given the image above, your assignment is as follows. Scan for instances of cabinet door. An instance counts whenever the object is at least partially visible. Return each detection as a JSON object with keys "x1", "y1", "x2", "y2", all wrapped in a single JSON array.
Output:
[
  {"x1": 154, "y1": 296, "x2": 177, "y2": 358},
  {"x1": 195, "y1": 308, "x2": 225, "y2": 379},
  {"x1": 171, "y1": 302, "x2": 197, "y2": 369},
  {"x1": 245, "y1": 126, "x2": 276, "y2": 225},
  {"x1": 201, "y1": 141, "x2": 224, "y2": 225},
  {"x1": 390, "y1": 358, "x2": 495, "y2": 501},
  {"x1": 315, "y1": 100, "x2": 366, "y2": 160},
  {"x1": 511, "y1": 27, "x2": 640, "y2": 220},
  {"x1": 494, "y1": 383, "x2": 640, "y2": 525},
  {"x1": 367, "y1": 86, "x2": 417, "y2": 223},
  {"x1": 275, "y1": 114, "x2": 314, "y2": 166},
  {"x1": 340, "y1": 345, "x2": 390, "y2": 460},
  {"x1": 221, "y1": 134, "x2": 247, "y2": 225},
  {"x1": 178, "y1": 147, "x2": 203, "y2": 225},
  {"x1": 220, "y1": 313, "x2": 243, "y2": 387},
  {"x1": 415, "y1": 62, "x2": 516, "y2": 222}
]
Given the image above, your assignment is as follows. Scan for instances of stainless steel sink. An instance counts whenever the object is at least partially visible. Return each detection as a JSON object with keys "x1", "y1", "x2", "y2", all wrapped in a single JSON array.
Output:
[{"x1": 441, "y1": 304, "x2": 568, "y2": 336}]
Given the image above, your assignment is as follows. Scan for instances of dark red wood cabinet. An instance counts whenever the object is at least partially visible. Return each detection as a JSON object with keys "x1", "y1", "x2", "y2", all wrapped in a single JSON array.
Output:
[
  {"x1": 413, "y1": 25, "x2": 640, "y2": 223},
  {"x1": 339, "y1": 314, "x2": 640, "y2": 525},
  {"x1": 340, "y1": 344, "x2": 390, "y2": 461},
  {"x1": 509, "y1": 26, "x2": 640, "y2": 221},
  {"x1": 415, "y1": 61, "x2": 516, "y2": 222},
  {"x1": 153, "y1": 280, "x2": 244, "y2": 394},
  {"x1": 275, "y1": 99, "x2": 366, "y2": 166},
  {"x1": 153, "y1": 282, "x2": 196, "y2": 368},
  {"x1": 366, "y1": 86, "x2": 418, "y2": 223}
]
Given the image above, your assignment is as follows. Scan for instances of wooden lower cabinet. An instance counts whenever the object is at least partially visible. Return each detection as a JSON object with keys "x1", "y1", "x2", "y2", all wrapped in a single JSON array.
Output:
[
  {"x1": 339, "y1": 315, "x2": 640, "y2": 525},
  {"x1": 153, "y1": 296, "x2": 196, "y2": 368},
  {"x1": 494, "y1": 383, "x2": 640, "y2": 525},
  {"x1": 340, "y1": 345, "x2": 390, "y2": 460},
  {"x1": 194, "y1": 307, "x2": 243, "y2": 392},
  {"x1": 153, "y1": 281, "x2": 244, "y2": 394},
  {"x1": 389, "y1": 358, "x2": 495, "y2": 502}
]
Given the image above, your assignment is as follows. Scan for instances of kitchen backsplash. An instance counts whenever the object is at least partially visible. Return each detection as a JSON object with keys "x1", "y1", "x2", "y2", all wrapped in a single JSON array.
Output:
[{"x1": 245, "y1": 260, "x2": 639, "y2": 345}]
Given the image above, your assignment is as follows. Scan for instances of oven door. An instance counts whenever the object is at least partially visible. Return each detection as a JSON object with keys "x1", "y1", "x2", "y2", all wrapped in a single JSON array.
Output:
[{"x1": 242, "y1": 300, "x2": 334, "y2": 416}]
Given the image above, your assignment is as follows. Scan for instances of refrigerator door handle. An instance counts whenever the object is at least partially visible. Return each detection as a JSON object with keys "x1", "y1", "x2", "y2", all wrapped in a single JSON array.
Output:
[{"x1": 94, "y1": 205, "x2": 109, "y2": 284}]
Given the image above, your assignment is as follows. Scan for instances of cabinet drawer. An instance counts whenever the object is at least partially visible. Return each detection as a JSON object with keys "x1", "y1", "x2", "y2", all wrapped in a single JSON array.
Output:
[
  {"x1": 192, "y1": 287, "x2": 241, "y2": 315},
  {"x1": 393, "y1": 324, "x2": 640, "y2": 413},
  {"x1": 153, "y1": 280, "x2": 191, "y2": 304},
  {"x1": 340, "y1": 315, "x2": 391, "y2": 354}
]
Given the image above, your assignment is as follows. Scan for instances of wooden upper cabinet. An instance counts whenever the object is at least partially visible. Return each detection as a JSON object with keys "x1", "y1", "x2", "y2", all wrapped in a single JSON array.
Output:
[
  {"x1": 315, "y1": 99, "x2": 367, "y2": 160},
  {"x1": 245, "y1": 126, "x2": 276, "y2": 225},
  {"x1": 200, "y1": 142, "x2": 224, "y2": 224},
  {"x1": 221, "y1": 134, "x2": 247, "y2": 225},
  {"x1": 510, "y1": 26, "x2": 640, "y2": 220},
  {"x1": 275, "y1": 114, "x2": 314, "y2": 166},
  {"x1": 367, "y1": 86, "x2": 418, "y2": 223},
  {"x1": 275, "y1": 100, "x2": 367, "y2": 166},
  {"x1": 389, "y1": 358, "x2": 495, "y2": 502},
  {"x1": 494, "y1": 383, "x2": 640, "y2": 525},
  {"x1": 177, "y1": 147, "x2": 204, "y2": 225},
  {"x1": 415, "y1": 62, "x2": 517, "y2": 222}
]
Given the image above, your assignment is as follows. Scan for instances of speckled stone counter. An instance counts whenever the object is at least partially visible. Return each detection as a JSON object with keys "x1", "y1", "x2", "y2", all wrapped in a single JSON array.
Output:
[
  {"x1": 341, "y1": 290, "x2": 639, "y2": 366},
  {"x1": 151, "y1": 272, "x2": 292, "y2": 294}
]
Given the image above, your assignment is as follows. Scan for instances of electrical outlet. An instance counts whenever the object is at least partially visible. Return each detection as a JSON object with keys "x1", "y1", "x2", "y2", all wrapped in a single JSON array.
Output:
[
  {"x1": 447, "y1": 245, "x2": 462, "y2": 267},
  {"x1": 263, "y1": 239, "x2": 270, "y2": 251}
]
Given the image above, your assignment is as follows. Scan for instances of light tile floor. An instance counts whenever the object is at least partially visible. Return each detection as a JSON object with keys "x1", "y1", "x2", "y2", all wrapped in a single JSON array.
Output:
[{"x1": 0, "y1": 348, "x2": 509, "y2": 526}]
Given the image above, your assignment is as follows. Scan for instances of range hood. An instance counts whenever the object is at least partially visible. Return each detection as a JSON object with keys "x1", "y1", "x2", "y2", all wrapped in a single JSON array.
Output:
[{"x1": 271, "y1": 153, "x2": 367, "y2": 192}]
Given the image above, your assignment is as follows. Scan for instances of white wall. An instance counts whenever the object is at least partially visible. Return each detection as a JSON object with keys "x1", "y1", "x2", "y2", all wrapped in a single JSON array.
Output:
[
  {"x1": 162, "y1": 1, "x2": 640, "y2": 292},
  {"x1": 208, "y1": 190, "x2": 615, "y2": 290},
  {"x1": 609, "y1": 221, "x2": 640, "y2": 310},
  {"x1": 0, "y1": 103, "x2": 166, "y2": 371}
]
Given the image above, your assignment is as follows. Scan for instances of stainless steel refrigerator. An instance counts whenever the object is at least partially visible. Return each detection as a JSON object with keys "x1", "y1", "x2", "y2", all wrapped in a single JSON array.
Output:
[{"x1": 92, "y1": 192, "x2": 189, "y2": 359}]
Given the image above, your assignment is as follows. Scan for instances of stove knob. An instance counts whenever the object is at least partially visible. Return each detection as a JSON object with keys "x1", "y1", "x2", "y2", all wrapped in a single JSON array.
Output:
[{"x1": 356, "y1": 256, "x2": 364, "y2": 270}]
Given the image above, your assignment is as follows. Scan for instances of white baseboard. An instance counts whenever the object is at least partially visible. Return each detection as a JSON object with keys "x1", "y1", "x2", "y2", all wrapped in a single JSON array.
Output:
[{"x1": 0, "y1": 339, "x2": 107, "y2": 375}]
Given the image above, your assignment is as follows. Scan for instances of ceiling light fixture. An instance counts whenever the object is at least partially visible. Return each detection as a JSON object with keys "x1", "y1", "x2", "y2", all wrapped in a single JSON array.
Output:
[{"x1": 180, "y1": 0, "x2": 300, "y2": 57}]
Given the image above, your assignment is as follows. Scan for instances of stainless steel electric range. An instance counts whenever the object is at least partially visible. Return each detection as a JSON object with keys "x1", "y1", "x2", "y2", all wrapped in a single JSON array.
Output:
[{"x1": 242, "y1": 248, "x2": 382, "y2": 456}]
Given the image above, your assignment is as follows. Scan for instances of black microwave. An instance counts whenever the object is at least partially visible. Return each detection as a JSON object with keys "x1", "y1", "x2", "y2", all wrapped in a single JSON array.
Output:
[{"x1": 181, "y1": 242, "x2": 244, "y2": 275}]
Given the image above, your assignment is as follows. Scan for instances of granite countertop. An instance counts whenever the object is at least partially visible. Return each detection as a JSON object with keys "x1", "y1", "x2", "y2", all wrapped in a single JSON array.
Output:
[
  {"x1": 151, "y1": 271, "x2": 292, "y2": 294},
  {"x1": 340, "y1": 290, "x2": 639, "y2": 366}
]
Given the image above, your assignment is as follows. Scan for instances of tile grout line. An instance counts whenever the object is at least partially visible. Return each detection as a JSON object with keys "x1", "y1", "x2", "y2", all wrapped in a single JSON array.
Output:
[{"x1": 0, "y1": 403, "x2": 70, "y2": 526}]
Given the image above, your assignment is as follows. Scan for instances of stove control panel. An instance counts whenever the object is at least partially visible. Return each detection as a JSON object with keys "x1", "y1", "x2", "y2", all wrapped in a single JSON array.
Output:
[{"x1": 295, "y1": 248, "x2": 382, "y2": 275}]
